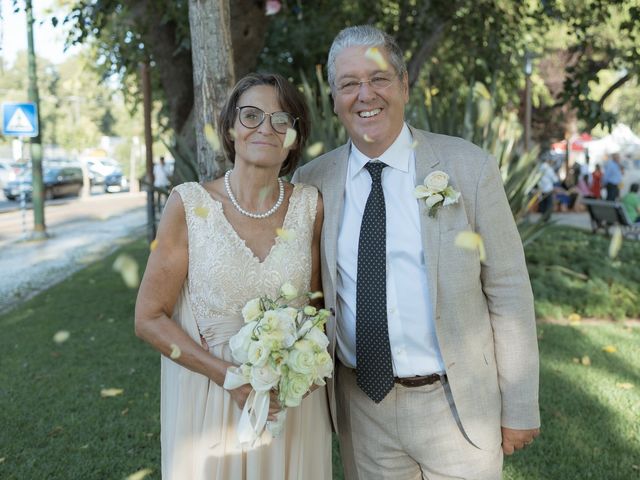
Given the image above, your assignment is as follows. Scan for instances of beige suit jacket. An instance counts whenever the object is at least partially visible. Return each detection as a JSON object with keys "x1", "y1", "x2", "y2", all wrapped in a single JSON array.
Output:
[{"x1": 292, "y1": 126, "x2": 540, "y2": 450}]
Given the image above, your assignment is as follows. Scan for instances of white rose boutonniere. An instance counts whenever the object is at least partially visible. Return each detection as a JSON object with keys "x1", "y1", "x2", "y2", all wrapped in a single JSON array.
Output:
[{"x1": 414, "y1": 171, "x2": 461, "y2": 217}]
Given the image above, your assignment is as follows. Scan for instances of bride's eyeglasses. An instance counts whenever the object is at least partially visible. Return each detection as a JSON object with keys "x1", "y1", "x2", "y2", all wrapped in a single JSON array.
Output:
[{"x1": 236, "y1": 106, "x2": 298, "y2": 134}]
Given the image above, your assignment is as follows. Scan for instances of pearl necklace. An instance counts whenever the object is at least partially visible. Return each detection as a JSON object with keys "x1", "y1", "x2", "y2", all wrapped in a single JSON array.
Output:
[{"x1": 224, "y1": 170, "x2": 285, "y2": 219}]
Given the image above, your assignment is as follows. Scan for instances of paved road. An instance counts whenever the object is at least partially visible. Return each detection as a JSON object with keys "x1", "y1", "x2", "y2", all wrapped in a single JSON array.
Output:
[{"x1": 0, "y1": 191, "x2": 148, "y2": 313}]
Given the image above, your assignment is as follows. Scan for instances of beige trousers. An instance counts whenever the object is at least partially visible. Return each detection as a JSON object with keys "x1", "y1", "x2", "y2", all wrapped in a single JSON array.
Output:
[{"x1": 336, "y1": 363, "x2": 503, "y2": 480}]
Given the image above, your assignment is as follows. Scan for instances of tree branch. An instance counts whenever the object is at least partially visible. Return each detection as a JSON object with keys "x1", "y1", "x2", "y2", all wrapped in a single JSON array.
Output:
[
  {"x1": 406, "y1": 22, "x2": 449, "y2": 88},
  {"x1": 598, "y1": 72, "x2": 631, "y2": 107}
]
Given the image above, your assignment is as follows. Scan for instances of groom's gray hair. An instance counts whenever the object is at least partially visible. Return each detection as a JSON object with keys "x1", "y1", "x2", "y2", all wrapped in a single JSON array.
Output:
[{"x1": 327, "y1": 25, "x2": 407, "y2": 91}]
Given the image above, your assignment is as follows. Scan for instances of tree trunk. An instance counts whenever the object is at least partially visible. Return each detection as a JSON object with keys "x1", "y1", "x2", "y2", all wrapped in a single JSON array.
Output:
[{"x1": 189, "y1": 0, "x2": 235, "y2": 181}]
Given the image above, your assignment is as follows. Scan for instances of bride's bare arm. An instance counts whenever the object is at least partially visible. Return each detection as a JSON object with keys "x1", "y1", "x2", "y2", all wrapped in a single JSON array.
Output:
[
  {"x1": 134, "y1": 190, "x2": 280, "y2": 416},
  {"x1": 134, "y1": 191, "x2": 231, "y2": 387}
]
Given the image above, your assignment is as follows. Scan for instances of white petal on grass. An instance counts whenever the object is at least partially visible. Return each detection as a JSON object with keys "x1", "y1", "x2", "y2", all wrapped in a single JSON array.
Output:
[
  {"x1": 100, "y1": 388, "x2": 124, "y2": 398},
  {"x1": 454, "y1": 231, "x2": 487, "y2": 262},
  {"x1": 276, "y1": 228, "x2": 296, "y2": 241},
  {"x1": 126, "y1": 468, "x2": 154, "y2": 480},
  {"x1": 306, "y1": 142, "x2": 324, "y2": 157},
  {"x1": 112, "y1": 254, "x2": 140, "y2": 289},
  {"x1": 204, "y1": 123, "x2": 220, "y2": 150},
  {"x1": 53, "y1": 330, "x2": 70, "y2": 345},
  {"x1": 364, "y1": 47, "x2": 388, "y2": 70},
  {"x1": 608, "y1": 226, "x2": 623, "y2": 258},
  {"x1": 169, "y1": 344, "x2": 182, "y2": 359},
  {"x1": 283, "y1": 128, "x2": 297, "y2": 149}
]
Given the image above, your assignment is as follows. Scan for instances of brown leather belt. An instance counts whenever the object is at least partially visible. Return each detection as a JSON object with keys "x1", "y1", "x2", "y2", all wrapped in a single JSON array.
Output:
[{"x1": 394, "y1": 373, "x2": 445, "y2": 388}]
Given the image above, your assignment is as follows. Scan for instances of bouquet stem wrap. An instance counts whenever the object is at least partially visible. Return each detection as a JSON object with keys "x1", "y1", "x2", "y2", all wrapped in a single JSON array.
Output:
[{"x1": 224, "y1": 366, "x2": 286, "y2": 446}]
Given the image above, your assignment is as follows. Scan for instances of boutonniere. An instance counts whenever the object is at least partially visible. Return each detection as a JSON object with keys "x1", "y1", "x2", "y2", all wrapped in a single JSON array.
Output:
[{"x1": 413, "y1": 171, "x2": 461, "y2": 217}]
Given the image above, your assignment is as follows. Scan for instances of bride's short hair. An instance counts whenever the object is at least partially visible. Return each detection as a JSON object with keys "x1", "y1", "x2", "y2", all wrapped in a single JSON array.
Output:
[{"x1": 218, "y1": 73, "x2": 310, "y2": 177}]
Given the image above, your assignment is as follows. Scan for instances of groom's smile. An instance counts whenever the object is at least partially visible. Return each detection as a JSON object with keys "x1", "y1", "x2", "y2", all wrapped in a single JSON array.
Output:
[{"x1": 332, "y1": 45, "x2": 409, "y2": 158}]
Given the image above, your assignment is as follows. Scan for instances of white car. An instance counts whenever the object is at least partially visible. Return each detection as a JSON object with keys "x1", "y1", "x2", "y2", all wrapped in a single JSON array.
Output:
[
  {"x1": 0, "y1": 161, "x2": 18, "y2": 190},
  {"x1": 83, "y1": 158, "x2": 121, "y2": 185}
]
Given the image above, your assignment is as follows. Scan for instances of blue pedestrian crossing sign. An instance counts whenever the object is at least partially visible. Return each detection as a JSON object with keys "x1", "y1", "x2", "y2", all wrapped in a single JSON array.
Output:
[{"x1": 2, "y1": 102, "x2": 39, "y2": 137}]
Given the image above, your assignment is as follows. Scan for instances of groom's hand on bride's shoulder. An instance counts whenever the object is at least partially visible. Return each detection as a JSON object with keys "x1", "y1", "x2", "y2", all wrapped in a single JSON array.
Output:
[{"x1": 501, "y1": 427, "x2": 540, "y2": 455}]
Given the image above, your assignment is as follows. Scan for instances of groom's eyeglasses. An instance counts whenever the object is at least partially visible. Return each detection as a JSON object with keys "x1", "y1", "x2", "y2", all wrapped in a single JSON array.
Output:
[
  {"x1": 236, "y1": 106, "x2": 298, "y2": 134},
  {"x1": 336, "y1": 73, "x2": 398, "y2": 95}
]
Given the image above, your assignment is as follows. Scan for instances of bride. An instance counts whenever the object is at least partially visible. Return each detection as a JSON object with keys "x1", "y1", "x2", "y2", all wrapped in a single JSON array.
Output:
[{"x1": 135, "y1": 73, "x2": 332, "y2": 479}]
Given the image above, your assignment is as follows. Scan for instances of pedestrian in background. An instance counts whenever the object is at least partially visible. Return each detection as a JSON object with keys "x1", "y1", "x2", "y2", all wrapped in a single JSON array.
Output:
[{"x1": 603, "y1": 153, "x2": 623, "y2": 201}]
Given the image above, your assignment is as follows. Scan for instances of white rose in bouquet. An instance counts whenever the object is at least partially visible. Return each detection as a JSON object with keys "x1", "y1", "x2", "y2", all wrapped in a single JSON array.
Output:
[
  {"x1": 229, "y1": 321, "x2": 257, "y2": 364},
  {"x1": 287, "y1": 348, "x2": 316, "y2": 375},
  {"x1": 241, "y1": 297, "x2": 263, "y2": 323},
  {"x1": 314, "y1": 351, "x2": 333, "y2": 384},
  {"x1": 281, "y1": 372, "x2": 314, "y2": 407},
  {"x1": 247, "y1": 340, "x2": 270, "y2": 367},
  {"x1": 304, "y1": 326, "x2": 330, "y2": 351},
  {"x1": 250, "y1": 364, "x2": 280, "y2": 391}
]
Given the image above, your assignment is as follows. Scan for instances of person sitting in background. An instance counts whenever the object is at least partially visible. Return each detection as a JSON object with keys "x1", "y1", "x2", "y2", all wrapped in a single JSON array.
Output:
[{"x1": 622, "y1": 183, "x2": 640, "y2": 222}]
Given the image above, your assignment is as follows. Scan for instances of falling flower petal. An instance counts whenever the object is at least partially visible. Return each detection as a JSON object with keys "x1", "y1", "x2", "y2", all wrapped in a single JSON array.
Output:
[
  {"x1": 580, "y1": 355, "x2": 591, "y2": 366},
  {"x1": 150, "y1": 239, "x2": 158, "y2": 251},
  {"x1": 121, "y1": 408, "x2": 129, "y2": 416},
  {"x1": 572, "y1": 357, "x2": 580, "y2": 363},
  {"x1": 169, "y1": 344, "x2": 182, "y2": 359},
  {"x1": 53, "y1": 330, "x2": 70, "y2": 345},
  {"x1": 0, "y1": 457, "x2": 5, "y2": 464},
  {"x1": 308, "y1": 291, "x2": 324, "y2": 300},
  {"x1": 363, "y1": 133, "x2": 374, "y2": 143},
  {"x1": 194, "y1": 206, "x2": 209, "y2": 218},
  {"x1": 100, "y1": 388, "x2": 124, "y2": 398},
  {"x1": 126, "y1": 468, "x2": 154, "y2": 480},
  {"x1": 276, "y1": 228, "x2": 296, "y2": 241},
  {"x1": 204, "y1": 123, "x2": 220, "y2": 150},
  {"x1": 608, "y1": 226, "x2": 622, "y2": 258},
  {"x1": 616, "y1": 382, "x2": 633, "y2": 389},
  {"x1": 454, "y1": 231, "x2": 486, "y2": 262},
  {"x1": 568, "y1": 313, "x2": 581, "y2": 325},
  {"x1": 283, "y1": 128, "x2": 297, "y2": 149},
  {"x1": 258, "y1": 185, "x2": 273, "y2": 204},
  {"x1": 228, "y1": 128, "x2": 237, "y2": 140},
  {"x1": 602, "y1": 345, "x2": 617, "y2": 353},
  {"x1": 306, "y1": 142, "x2": 324, "y2": 157},
  {"x1": 265, "y1": 0, "x2": 281, "y2": 15},
  {"x1": 364, "y1": 47, "x2": 388, "y2": 70},
  {"x1": 409, "y1": 140, "x2": 419, "y2": 149},
  {"x1": 112, "y1": 254, "x2": 140, "y2": 289}
]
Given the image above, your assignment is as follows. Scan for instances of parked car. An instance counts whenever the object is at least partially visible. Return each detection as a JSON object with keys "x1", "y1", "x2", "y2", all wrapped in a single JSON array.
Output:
[
  {"x1": 0, "y1": 161, "x2": 18, "y2": 190},
  {"x1": 84, "y1": 158, "x2": 121, "y2": 185},
  {"x1": 3, "y1": 165, "x2": 84, "y2": 201},
  {"x1": 104, "y1": 169, "x2": 128, "y2": 193}
]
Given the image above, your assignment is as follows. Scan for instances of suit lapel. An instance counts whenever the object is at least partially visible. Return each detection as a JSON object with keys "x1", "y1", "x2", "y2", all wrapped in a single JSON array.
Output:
[
  {"x1": 411, "y1": 127, "x2": 442, "y2": 314},
  {"x1": 322, "y1": 143, "x2": 350, "y2": 293}
]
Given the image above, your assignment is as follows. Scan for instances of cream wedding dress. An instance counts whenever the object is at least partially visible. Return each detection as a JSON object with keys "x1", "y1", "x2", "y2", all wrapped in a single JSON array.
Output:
[{"x1": 160, "y1": 182, "x2": 332, "y2": 480}]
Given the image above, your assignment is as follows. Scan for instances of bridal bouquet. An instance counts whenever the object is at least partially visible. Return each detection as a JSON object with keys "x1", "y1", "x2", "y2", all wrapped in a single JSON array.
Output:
[{"x1": 224, "y1": 282, "x2": 333, "y2": 446}]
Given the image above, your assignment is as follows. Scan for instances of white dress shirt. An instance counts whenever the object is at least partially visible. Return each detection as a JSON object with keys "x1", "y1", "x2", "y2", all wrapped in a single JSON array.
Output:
[{"x1": 336, "y1": 124, "x2": 445, "y2": 377}]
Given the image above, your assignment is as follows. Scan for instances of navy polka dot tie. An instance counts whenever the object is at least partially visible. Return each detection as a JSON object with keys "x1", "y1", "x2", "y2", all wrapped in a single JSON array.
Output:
[{"x1": 356, "y1": 161, "x2": 394, "y2": 403}]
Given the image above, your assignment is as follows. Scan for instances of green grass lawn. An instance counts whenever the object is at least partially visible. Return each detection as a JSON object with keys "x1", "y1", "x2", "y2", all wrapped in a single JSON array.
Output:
[{"x1": 0, "y1": 231, "x2": 639, "y2": 479}]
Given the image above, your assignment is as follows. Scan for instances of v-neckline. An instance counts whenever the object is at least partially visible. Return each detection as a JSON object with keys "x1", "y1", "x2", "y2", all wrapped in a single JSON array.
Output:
[{"x1": 195, "y1": 182, "x2": 298, "y2": 265}]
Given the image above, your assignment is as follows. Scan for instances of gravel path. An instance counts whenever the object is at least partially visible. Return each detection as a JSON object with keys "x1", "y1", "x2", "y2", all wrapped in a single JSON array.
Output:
[{"x1": 0, "y1": 197, "x2": 147, "y2": 314}]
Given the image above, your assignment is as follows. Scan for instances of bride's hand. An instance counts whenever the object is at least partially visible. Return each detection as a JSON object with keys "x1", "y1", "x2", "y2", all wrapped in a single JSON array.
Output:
[{"x1": 227, "y1": 384, "x2": 281, "y2": 421}]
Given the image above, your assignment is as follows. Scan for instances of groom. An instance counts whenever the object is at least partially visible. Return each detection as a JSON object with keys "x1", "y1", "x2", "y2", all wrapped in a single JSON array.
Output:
[{"x1": 293, "y1": 25, "x2": 540, "y2": 479}]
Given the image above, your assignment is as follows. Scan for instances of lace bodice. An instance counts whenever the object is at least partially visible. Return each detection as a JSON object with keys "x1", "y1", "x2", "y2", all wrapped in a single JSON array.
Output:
[{"x1": 174, "y1": 182, "x2": 318, "y2": 347}]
